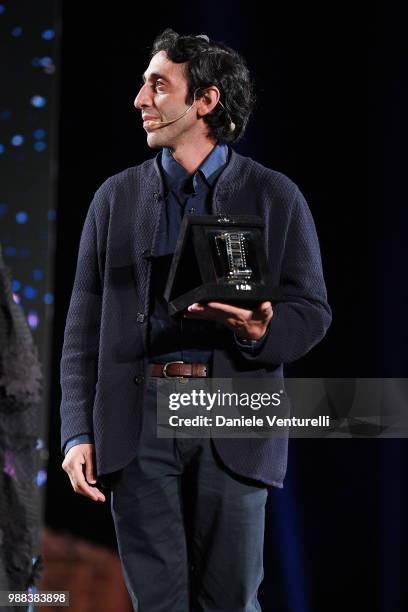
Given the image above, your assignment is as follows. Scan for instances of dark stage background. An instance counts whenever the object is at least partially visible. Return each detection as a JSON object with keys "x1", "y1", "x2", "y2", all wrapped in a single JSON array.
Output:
[{"x1": 43, "y1": 3, "x2": 407, "y2": 611}]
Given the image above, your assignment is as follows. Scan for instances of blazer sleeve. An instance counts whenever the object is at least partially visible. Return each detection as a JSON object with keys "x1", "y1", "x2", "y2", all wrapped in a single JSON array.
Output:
[
  {"x1": 63, "y1": 433, "x2": 94, "y2": 456},
  {"x1": 236, "y1": 186, "x2": 332, "y2": 366},
  {"x1": 60, "y1": 199, "x2": 102, "y2": 453}
]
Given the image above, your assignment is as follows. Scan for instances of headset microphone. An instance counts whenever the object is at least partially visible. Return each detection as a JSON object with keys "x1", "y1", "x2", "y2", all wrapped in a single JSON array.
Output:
[
  {"x1": 144, "y1": 100, "x2": 196, "y2": 129},
  {"x1": 144, "y1": 89, "x2": 199, "y2": 129},
  {"x1": 143, "y1": 89, "x2": 236, "y2": 132}
]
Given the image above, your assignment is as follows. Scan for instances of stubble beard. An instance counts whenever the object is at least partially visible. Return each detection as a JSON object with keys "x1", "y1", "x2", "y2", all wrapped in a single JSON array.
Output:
[
  {"x1": 146, "y1": 123, "x2": 188, "y2": 150},
  {"x1": 146, "y1": 132, "x2": 165, "y2": 149}
]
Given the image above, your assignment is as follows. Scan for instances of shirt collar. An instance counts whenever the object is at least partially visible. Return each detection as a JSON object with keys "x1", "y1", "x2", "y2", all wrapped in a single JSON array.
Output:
[{"x1": 160, "y1": 143, "x2": 229, "y2": 191}]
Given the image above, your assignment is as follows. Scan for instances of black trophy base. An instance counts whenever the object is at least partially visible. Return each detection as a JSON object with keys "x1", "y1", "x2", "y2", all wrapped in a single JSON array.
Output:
[{"x1": 167, "y1": 283, "x2": 275, "y2": 317}]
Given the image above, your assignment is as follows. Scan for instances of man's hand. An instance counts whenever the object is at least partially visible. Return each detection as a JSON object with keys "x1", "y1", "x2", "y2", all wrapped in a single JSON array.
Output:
[
  {"x1": 62, "y1": 443, "x2": 106, "y2": 503},
  {"x1": 183, "y1": 300, "x2": 273, "y2": 340}
]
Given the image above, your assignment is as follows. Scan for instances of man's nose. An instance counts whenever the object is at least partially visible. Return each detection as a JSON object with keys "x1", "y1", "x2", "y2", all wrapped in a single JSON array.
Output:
[{"x1": 134, "y1": 83, "x2": 151, "y2": 110}]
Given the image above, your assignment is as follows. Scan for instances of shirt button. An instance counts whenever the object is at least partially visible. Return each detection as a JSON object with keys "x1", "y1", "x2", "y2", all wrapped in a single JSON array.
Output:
[
  {"x1": 136, "y1": 313, "x2": 145, "y2": 323},
  {"x1": 134, "y1": 375, "x2": 144, "y2": 385},
  {"x1": 189, "y1": 207, "x2": 195, "y2": 214}
]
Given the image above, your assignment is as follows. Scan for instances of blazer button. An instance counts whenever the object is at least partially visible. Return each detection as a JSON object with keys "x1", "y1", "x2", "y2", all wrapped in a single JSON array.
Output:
[
  {"x1": 134, "y1": 375, "x2": 144, "y2": 385},
  {"x1": 136, "y1": 313, "x2": 145, "y2": 323},
  {"x1": 142, "y1": 249, "x2": 151, "y2": 259}
]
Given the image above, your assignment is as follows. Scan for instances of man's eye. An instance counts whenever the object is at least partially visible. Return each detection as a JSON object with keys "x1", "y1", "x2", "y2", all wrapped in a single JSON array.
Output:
[{"x1": 153, "y1": 81, "x2": 165, "y2": 91}]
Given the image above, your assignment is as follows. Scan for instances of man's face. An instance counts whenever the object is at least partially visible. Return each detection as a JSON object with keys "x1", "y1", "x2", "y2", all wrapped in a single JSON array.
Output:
[{"x1": 134, "y1": 50, "x2": 196, "y2": 149}]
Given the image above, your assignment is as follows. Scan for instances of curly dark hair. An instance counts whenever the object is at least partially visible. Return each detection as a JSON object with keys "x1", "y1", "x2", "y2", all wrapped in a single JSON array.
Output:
[{"x1": 150, "y1": 28, "x2": 256, "y2": 144}]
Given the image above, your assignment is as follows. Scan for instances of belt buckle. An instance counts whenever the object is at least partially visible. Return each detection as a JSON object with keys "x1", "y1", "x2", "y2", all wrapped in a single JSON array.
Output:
[{"x1": 162, "y1": 360, "x2": 185, "y2": 380}]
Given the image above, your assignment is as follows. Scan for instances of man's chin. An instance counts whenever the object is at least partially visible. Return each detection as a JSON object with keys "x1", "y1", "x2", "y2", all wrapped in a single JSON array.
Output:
[{"x1": 145, "y1": 132, "x2": 165, "y2": 149}]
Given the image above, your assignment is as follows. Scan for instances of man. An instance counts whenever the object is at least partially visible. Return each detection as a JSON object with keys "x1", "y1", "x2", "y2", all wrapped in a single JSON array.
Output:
[{"x1": 61, "y1": 29, "x2": 331, "y2": 611}]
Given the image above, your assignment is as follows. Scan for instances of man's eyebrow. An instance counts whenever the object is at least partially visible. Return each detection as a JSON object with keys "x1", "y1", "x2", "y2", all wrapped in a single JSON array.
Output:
[{"x1": 141, "y1": 72, "x2": 170, "y2": 83}]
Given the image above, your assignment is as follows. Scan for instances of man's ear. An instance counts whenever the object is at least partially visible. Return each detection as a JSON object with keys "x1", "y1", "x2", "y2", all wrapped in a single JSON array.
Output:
[{"x1": 196, "y1": 86, "x2": 221, "y2": 118}]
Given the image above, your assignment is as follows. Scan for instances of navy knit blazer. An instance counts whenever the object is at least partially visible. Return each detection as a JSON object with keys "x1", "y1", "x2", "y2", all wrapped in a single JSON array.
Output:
[{"x1": 60, "y1": 146, "x2": 331, "y2": 488}]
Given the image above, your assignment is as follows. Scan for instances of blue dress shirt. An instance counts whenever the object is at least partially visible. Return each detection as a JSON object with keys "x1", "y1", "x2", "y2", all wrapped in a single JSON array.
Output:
[{"x1": 148, "y1": 143, "x2": 229, "y2": 364}]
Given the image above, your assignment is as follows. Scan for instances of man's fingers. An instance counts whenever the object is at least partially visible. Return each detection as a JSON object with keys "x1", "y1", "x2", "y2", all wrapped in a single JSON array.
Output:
[
  {"x1": 258, "y1": 301, "x2": 273, "y2": 316},
  {"x1": 184, "y1": 301, "x2": 273, "y2": 321},
  {"x1": 85, "y1": 461, "x2": 97, "y2": 485},
  {"x1": 62, "y1": 445, "x2": 106, "y2": 502},
  {"x1": 70, "y1": 467, "x2": 106, "y2": 502},
  {"x1": 75, "y1": 470, "x2": 106, "y2": 502},
  {"x1": 206, "y1": 301, "x2": 252, "y2": 317},
  {"x1": 185, "y1": 301, "x2": 251, "y2": 319}
]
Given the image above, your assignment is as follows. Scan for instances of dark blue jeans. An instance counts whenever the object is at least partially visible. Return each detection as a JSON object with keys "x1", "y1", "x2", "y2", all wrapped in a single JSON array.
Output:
[{"x1": 110, "y1": 378, "x2": 268, "y2": 611}]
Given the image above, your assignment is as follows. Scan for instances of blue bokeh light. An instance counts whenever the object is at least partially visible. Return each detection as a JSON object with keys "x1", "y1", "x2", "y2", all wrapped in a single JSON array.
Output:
[
  {"x1": 0, "y1": 110, "x2": 11, "y2": 120},
  {"x1": 34, "y1": 141, "x2": 46, "y2": 152},
  {"x1": 32, "y1": 57, "x2": 53, "y2": 68},
  {"x1": 35, "y1": 470, "x2": 47, "y2": 487},
  {"x1": 41, "y1": 29, "x2": 55, "y2": 40},
  {"x1": 0, "y1": 203, "x2": 7, "y2": 216},
  {"x1": 33, "y1": 128, "x2": 46, "y2": 139},
  {"x1": 33, "y1": 269, "x2": 44, "y2": 281},
  {"x1": 23, "y1": 286, "x2": 37, "y2": 299},
  {"x1": 36, "y1": 438, "x2": 45, "y2": 450},
  {"x1": 11, "y1": 26, "x2": 23, "y2": 37},
  {"x1": 12, "y1": 279, "x2": 21, "y2": 291},
  {"x1": 0, "y1": 144, "x2": 5, "y2": 154},
  {"x1": 30, "y1": 95, "x2": 47, "y2": 108},
  {"x1": 44, "y1": 293, "x2": 54, "y2": 305},
  {"x1": 48, "y1": 209, "x2": 56, "y2": 220},
  {"x1": 11, "y1": 134, "x2": 24, "y2": 146},
  {"x1": 16, "y1": 211, "x2": 28, "y2": 223},
  {"x1": 0, "y1": 5, "x2": 5, "y2": 15},
  {"x1": 40, "y1": 56, "x2": 53, "y2": 66}
]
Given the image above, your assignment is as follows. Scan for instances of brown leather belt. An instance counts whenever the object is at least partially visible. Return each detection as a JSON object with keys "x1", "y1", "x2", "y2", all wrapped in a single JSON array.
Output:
[{"x1": 150, "y1": 361, "x2": 209, "y2": 378}]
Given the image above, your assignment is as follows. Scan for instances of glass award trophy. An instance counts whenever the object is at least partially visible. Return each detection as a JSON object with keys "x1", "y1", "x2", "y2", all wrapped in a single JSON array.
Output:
[{"x1": 164, "y1": 215, "x2": 276, "y2": 316}]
